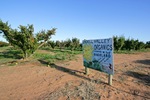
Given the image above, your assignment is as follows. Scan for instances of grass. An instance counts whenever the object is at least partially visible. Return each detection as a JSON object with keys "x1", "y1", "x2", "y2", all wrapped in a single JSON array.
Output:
[
  {"x1": 0, "y1": 46, "x2": 81, "y2": 66},
  {"x1": 114, "y1": 50, "x2": 136, "y2": 54},
  {"x1": 0, "y1": 46, "x2": 22, "y2": 65},
  {"x1": 0, "y1": 46, "x2": 11, "y2": 52},
  {"x1": 138, "y1": 48, "x2": 150, "y2": 52},
  {"x1": 33, "y1": 48, "x2": 82, "y2": 64},
  {"x1": 0, "y1": 46, "x2": 149, "y2": 66}
]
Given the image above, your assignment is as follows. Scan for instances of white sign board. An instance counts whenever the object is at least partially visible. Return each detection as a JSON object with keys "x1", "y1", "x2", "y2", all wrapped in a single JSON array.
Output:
[{"x1": 82, "y1": 38, "x2": 114, "y2": 75}]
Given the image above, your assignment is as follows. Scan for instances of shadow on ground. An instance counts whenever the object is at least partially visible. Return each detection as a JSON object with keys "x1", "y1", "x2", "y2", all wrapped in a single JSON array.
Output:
[
  {"x1": 125, "y1": 71, "x2": 150, "y2": 86},
  {"x1": 38, "y1": 59, "x2": 107, "y2": 85},
  {"x1": 134, "y1": 59, "x2": 150, "y2": 66}
]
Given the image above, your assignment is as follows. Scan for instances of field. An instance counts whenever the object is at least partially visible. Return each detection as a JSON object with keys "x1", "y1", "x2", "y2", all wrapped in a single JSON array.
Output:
[{"x1": 0, "y1": 47, "x2": 150, "y2": 100}]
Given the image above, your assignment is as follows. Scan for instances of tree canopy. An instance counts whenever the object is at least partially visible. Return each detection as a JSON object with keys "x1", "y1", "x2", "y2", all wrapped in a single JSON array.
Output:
[{"x1": 113, "y1": 36, "x2": 147, "y2": 51}]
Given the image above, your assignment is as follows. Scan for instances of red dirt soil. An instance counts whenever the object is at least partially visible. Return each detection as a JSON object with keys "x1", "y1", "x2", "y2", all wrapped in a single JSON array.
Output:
[{"x1": 0, "y1": 52, "x2": 150, "y2": 100}]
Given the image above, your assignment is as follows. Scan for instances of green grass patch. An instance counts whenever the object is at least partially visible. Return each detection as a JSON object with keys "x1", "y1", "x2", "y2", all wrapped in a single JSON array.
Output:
[
  {"x1": 137, "y1": 48, "x2": 150, "y2": 52},
  {"x1": 0, "y1": 46, "x2": 12, "y2": 52},
  {"x1": 40, "y1": 47, "x2": 82, "y2": 54},
  {"x1": 33, "y1": 48, "x2": 81, "y2": 65},
  {"x1": 0, "y1": 46, "x2": 22, "y2": 64},
  {"x1": 0, "y1": 49, "x2": 22, "y2": 59},
  {"x1": 114, "y1": 50, "x2": 136, "y2": 54},
  {"x1": 0, "y1": 46, "x2": 81, "y2": 66}
]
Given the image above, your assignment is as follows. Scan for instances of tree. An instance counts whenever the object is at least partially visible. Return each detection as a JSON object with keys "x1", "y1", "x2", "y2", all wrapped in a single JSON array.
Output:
[
  {"x1": 0, "y1": 20, "x2": 56, "y2": 59},
  {"x1": 136, "y1": 41, "x2": 145, "y2": 50},
  {"x1": 118, "y1": 36, "x2": 125, "y2": 51},
  {"x1": 113, "y1": 36, "x2": 125, "y2": 51},
  {"x1": 60, "y1": 40, "x2": 66, "y2": 50},
  {"x1": 113, "y1": 36, "x2": 118, "y2": 51},
  {"x1": 55, "y1": 40, "x2": 61, "y2": 48},
  {"x1": 123, "y1": 38, "x2": 131, "y2": 50},
  {"x1": 146, "y1": 41, "x2": 150, "y2": 48},
  {"x1": 36, "y1": 29, "x2": 56, "y2": 49},
  {"x1": 70, "y1": 37, "x2": 80, "y2": 51},
  {"x1": 65, "y1": 39, "x2": 72, "y2": 49},
  {"x1": 127, "y1": 39, "x2": 138, "y2": 50},
  {"x1": 47, "y1": 41, "x2": 55, "y2": 49},
  {"x1": 134, "y1": 39, "x2": 139, "y2": 50}
]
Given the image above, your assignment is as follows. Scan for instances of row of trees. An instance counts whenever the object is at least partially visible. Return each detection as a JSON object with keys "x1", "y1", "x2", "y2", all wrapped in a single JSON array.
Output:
[
  {"x1": 114, "y1": 36, "x2": 150, "y2": 51},
  {"x1": 0, "y1": 20, "x2": 150, "y2": 59},
  {"x1": 46, "y1": 36, "x2": 150, "y2": 51},
  {"x1": 46, "y1": 38, "x2": 82, "y2": 51}
]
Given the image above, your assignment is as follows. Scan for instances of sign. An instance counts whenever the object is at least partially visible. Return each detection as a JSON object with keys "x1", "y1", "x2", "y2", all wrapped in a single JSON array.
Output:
[{"x1": 82, "y1": 38, "x2": 114, "y2": 75}]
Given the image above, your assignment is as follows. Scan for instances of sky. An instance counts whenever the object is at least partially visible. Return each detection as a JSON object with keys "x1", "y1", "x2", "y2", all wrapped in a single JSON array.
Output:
[{"x1": 0, "y1": 0, "x2": 150, "y2": 43}]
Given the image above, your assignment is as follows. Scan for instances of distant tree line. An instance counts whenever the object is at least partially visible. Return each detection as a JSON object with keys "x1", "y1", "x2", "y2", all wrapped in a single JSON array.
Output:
[
  {"x1": 46, "y1": 36, "x2": 150, "y2": 52},
  {"x1": 1, "y1": 35, "x2": 150, "y2": 52},
  {"x1": 113, "y1": 36, "x2": 150, "y2": 51},
  {"x1": 45, "y1": 38, "x2": 82, "y2": 51}
]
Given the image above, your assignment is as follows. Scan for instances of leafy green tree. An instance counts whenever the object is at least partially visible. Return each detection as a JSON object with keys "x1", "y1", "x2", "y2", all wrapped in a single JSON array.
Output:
[
  {"x1": 134, "y1": 39, "x2": 139, "y2": 50},
  {"x1": 55, "y1": 40, "x2": 61, "y2": 48},
  {"x1": 70, "y1": 37, "x2": 80, "y2": 51},
  {"x1": 36, "y1": 29, "x2": 56, "y2": 49},
  {"x1": 123, "y1": 38, "x2": 130, "y2": 50},
  {"x1": 136, "y1": 41, "x2": 145, "y2": 50},
  {"x1": 130, "y1": 39, "x2": 135, "y2": 50},
  {"x1": 60, "y1": 40, "x2": 66, "y2": 50},
  {"x1": 0, "y1": 20, "x2": 56, "y2": 59},
  {"x1": 65, "y1": 39, "x2": 72, "y2": 49},
  {"x1": 55, "y1": 40, "x2": 65, "y2": 50},
  {"x1": 118, "y1": 36, "x2": 125, "y2": 51},
  {"x1": 128, "y1": 39, "x2": 138, "y2": 50},
  {"x1": 113, "y1": 36, "x2": 118, "y2": 51},
  {"x1": 123, "y1": 38, "x2": 139, "y2": 51},
  {"x1": 47, "y1": 41, "x2": 55, "y2": 49},
  {"x1": 146, "y1": 41, "x2": 150, "y2": 48},
  {"x1": 113, "y1": 36, "x2": 125, "y2": 51}
]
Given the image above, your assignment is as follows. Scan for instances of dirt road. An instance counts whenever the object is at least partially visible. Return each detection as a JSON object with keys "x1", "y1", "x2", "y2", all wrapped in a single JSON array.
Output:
[{"x1": 0, "y1": 52, "x2": 150, "y2": 100}]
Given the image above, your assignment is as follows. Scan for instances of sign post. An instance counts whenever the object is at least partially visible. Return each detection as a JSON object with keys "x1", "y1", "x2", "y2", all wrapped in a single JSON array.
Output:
[
  {"x1": 108, "y1": 74, "x2": 112, "y2": 85},
  {"x1": 85, "y1": 67, "x2": 89, "y2": 75},
  {"x1": 82, "y1": 38, "x2": 114, "y2": 85}
]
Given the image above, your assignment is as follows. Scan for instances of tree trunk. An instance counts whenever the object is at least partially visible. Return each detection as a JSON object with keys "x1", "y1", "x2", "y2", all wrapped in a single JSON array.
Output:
[
  {"x1": 22, "y1": 50, "x2": 28, "y2": 59},
  {"x1": 25, "y1": 52, "x2": 28, "y2": 59},
  {"x1": 37, "y1": 41, "x2": 46, "y2": 49}
]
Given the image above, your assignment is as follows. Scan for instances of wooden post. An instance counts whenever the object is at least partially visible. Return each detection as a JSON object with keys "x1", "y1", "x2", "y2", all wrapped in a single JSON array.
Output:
[
  {"x1": 108, "y1": 74, "x2": 112, "y2": 86},
  {"x1": 85, "y1": 67, "x2": 89, "y2": 75}
]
